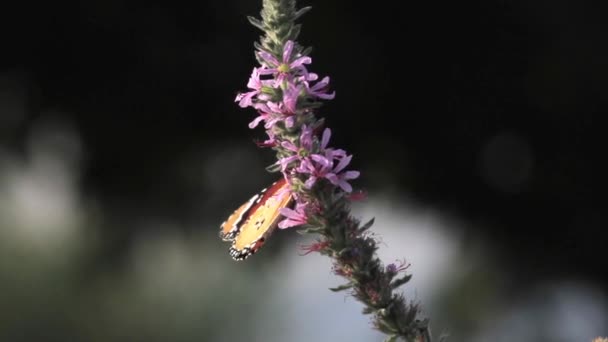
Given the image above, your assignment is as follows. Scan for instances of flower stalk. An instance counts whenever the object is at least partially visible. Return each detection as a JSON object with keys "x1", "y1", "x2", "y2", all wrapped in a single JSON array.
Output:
[{"x1": 236, "y1": 1, "x2": 431, "y2": 341}]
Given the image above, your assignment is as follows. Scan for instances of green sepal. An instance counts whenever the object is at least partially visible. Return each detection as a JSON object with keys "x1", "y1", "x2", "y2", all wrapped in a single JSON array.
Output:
[
  {"x1": 296, "y1": 226, "x2": 325, "y2": 235},
  {"x1": 362, "y1": 306, "x2": 375, "y2": 315},
  {"x1": 329, "y1": 283, "x2": 352, "y2": 292},
  {"x1": 383, "y1": 335, "x2": 398, "y2": 342},
  {"x1": 294, "y1": 6, "x2": 312, "y2": 20},
  {"x1": 247, "y1": 16, "x2": 265, "y2": 31},
  {"x1": 376, "y1": 318, "x2": 399, "y2": 334},
  {"x1": 311, "y1": 117, "x2": 325, "y2": 131},
  {"x1": 289, "y1": 177, "x2": 305, "y2": 190},
  {"x1": 337, "y1": 247, "x2": 357, "y2": 258},
  {"x1": 390, "y1": 274, "x2": 413, "y2": 289},
  {"x1": 306, "y1": 215, "x2": 326, "y2": 228},
  {"x1": 359, "y1": 217, "x2": 375, "y2": 233},
  {"x1": 288, "y1": 24, "x2": 302, "y2": 42},
  {"x1": 301, "y1": 46, "x2": 313, "y2": 57},
  {"x1": 265, "y1": 162, "x2": 281, "y2": 173},
  {"x1": 260, "y1": 85, "x2": 277, "y2": 95}
]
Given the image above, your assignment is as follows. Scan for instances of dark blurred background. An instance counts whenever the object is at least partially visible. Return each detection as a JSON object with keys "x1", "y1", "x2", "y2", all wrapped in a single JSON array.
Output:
[{"x1": 1, "y1": 0, "x2": 606, "y2": 341}]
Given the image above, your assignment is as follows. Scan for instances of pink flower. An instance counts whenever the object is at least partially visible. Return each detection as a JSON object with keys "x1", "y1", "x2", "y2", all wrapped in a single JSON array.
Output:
[
  {"x1": 298, "y1": 152, "x2": 359, "y2": 192},
  {"x1": 386, "y1": 259, "x2": 410, "y2": 275},
  {"x1": 303, "y1": 73, "x2": 335, "y2": 100},
  {"x1": 324, "y1": 155, "x2": 360, "y2": 193},
  {"x1": 277, "y1": 125, "x2": 314, "y2": 171},
  {"x1": 332, "y1": 263, "x2": 353, "y2": 277},
  {"x1": 266, "y1": 82, "x2": 302, "y2": 127},
  {"x1": 248, "y1": 105, "x2": 281, "y2": 129},
  {"x1": 346, "y1": 190, "x2": 368, "y2": 202},
  {"x1": 293, "y1": 128, "x2": 359, "y2": 192},
  {"x1": 249, "y1": 100, "x2": 297, "y2": 130},
  {"x1": 278, "y1": 203, "x2": 309, "y2": 229},
  {"x1": 254, "y1": 130, "x2": 277, "y2": 148},
  {"x1": 300, "y1": 240, "x2": 331, "y2": 255},
  {"x1": 365, "y1": 287, "x2": 381, "y2": 304},
  {"x1": 277, "y1": 126, "x2": 344, "y2": 175},
  {"x1": 235, "y1": 67, "x2": 272, "y2": 108},
  {"x1": 257, "y1": 41, "x2": 311, "y2": 83}
]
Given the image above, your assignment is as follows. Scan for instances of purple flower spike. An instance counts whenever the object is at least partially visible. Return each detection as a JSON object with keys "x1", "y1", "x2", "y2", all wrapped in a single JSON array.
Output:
[
  {"x1": 278, "y1": 202, "x2": 309, "y2": 229},
  {"x1": 233, "y1": 6, "x2": 430, "y2": 339}
]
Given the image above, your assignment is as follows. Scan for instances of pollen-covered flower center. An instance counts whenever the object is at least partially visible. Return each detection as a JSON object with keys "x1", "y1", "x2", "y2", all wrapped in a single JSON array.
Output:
[
  {"x1": 278, "y1": 63, "x2": 290, "y2": 73},
  {"x1": 297, "y1": 148, "x2": 309, "y2": 158}
]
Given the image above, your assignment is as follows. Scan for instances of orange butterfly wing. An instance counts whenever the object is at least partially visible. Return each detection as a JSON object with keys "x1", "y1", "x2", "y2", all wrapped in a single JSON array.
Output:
[
  {"x1": 219, "y1": 192, "x2": 260, "y2": 242},
  {"x1": 219, "y1": 179, "x2": 293, "y2": 260}
]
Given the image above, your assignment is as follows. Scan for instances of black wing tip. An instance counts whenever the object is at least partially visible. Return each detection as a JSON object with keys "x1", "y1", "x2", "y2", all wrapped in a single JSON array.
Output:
[
  {"x1": 219, "y1": 229, "x2": 237, "y2": 242},
  {"x1": 229, "y1": 246, "x2": 255, "y2": 261}
]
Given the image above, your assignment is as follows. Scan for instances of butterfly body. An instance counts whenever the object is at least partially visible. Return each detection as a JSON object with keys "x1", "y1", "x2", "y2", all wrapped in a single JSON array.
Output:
[{"x1": 219, "y1": 178, "x2": 293, "y2": 260}]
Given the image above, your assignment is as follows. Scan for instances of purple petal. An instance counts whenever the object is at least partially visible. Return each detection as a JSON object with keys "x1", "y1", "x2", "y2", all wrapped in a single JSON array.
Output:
[
  {"x1": 238, "y1": 91, "x2": 257, "y2": 108},
  {"x1": 293, "y1": 202, "x2": 308, "y2": 211},
  {"x1": 308, "y1": 76, "x2": 335, "y2": 100},
  {"x1": 263, "y1": 116, "x2": 280, "y2": 129},
  {"x1": 304, "y1": 176, "x2": 317, "y2": 189},
  {"x1": 285, "y1": 116, "x2": 295, "y2": 128},
  {"x1": 290, "y1": 56, "x2": 312, "y2": 69},
  {"x1": 338, "y1": 180, "x2": 353, "y2": 193},
  {"x1": 258, "y1": 68, "x2": 278, "y2": 75},
  {"x1": 254, "y1": 102, "x2": 270, "y2": 112},
  {"x1": 266, "y1": 101, "x2": 281, "y2": 113},
  {"x1": 311, "y1": 76, "x2": 330, "y2": 90},
  {"x1": 279, "y1": 207, "x2": 302, "y2": 220},
  {"x1": 283, "y1": 89, "x2": 298, "y2": 113},
  {"x1": 246, "y1": 68, "x2": 261, "y2": 89},
  {"x1": 278, "y1": 218, "x2": 302, "y2": 229},
  {"x1": 283, "y1": 41, "x2": 294, "y2": 64},
  {"x1": 249, "y1": 115, "x2": 265, "y2": 129},
  {"x1": 311, "y1": 154, "x2": 332, "y2": 169},
  {"x1": 315, "y1": 91, "x2": 336, "y2": 100},
  {"x1": 281, "y1": 140, "x2": 298, "y2": 152},
  {"x1": 325, "y1": 173, "x2": 339, "y2": 184},
  {"x1": 300, "y1": 125, "x2": 313, "y2": 150},
  {"x1": 333, "y1": 154, "x2": 353, "y2": 174},
  {"x1": 306, "y1": 73, "x2": 319, "y2": 82},
  {"x1": 297, "y1": 159, "x2": 315, "y2": 174},
  {"x1": 258, "y1": 51, "x2": 279, "y2": 66},
  {"x1": 292, "y1": 65, "x2": 310, "y2": 81},
  {"x1": 343, "y1": 170, "x2": 360, "y2": 179},
  {"x1": 324, "y1": 148, "x2": 346, "y2": 161},
  {"x1": 279, "y1": 156, "x2": 298, "y2": 170},
  {"x1": 321, "y1": 128, "x2": 331, "y2": 150}
]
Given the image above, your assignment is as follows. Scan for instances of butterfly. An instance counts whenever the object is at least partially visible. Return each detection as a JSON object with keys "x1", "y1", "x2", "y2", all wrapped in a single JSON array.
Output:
[{"x1": 219, "y1": 178, "x2": 293, "y2": 260}]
